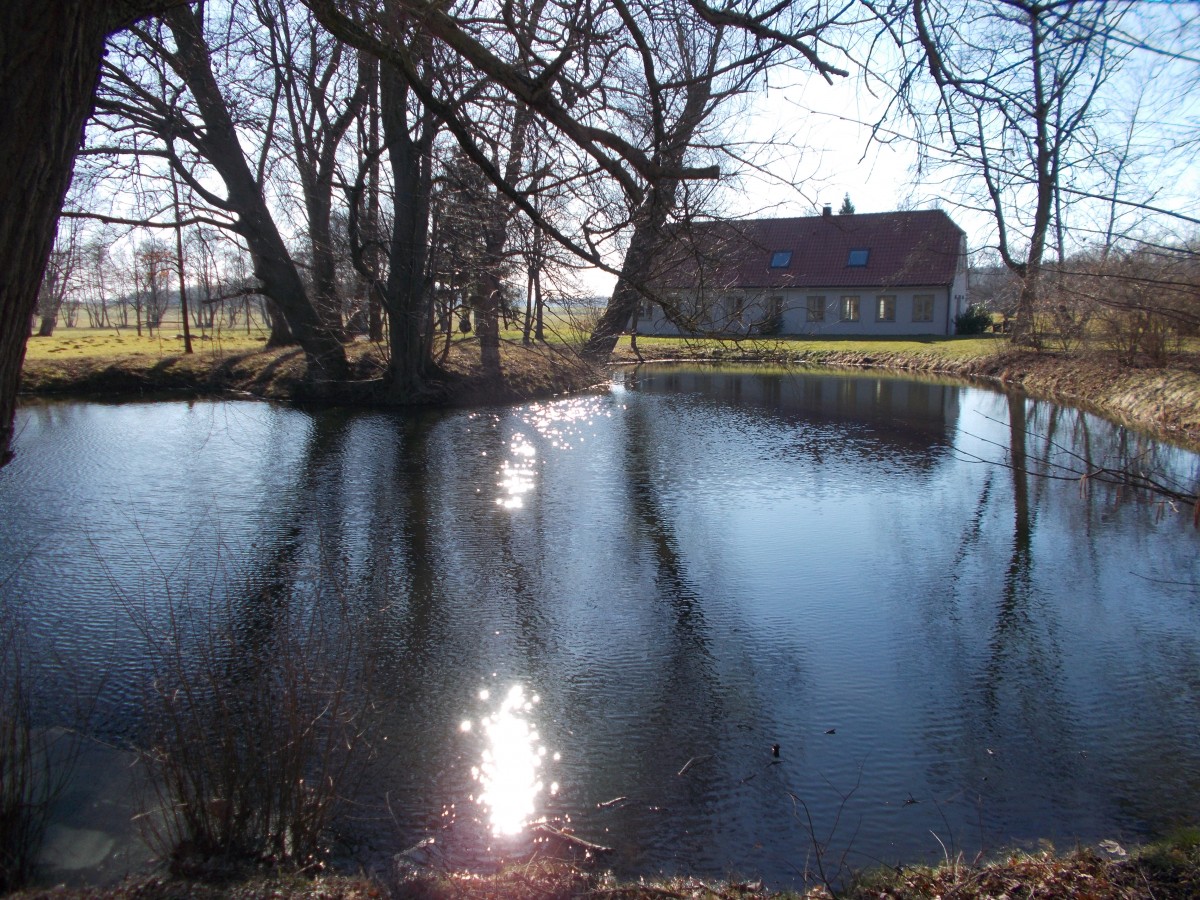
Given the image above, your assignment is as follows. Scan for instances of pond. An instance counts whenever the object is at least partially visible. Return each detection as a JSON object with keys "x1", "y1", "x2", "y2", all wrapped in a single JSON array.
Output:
[{"x1": 1, "y1": 365, "x2": 1198, "y2": 890}]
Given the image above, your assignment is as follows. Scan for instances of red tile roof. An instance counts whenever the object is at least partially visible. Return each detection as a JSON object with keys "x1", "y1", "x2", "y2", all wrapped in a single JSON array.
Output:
[{"x1": 654, "y1": 209, "x2": 965, "y2": 291}]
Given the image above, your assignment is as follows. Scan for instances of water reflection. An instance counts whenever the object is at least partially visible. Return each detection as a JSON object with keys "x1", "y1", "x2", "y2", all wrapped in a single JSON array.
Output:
[
  {"x1": 496, "y1": 435, "x2": 537, "y2": 510},
  {"x1": 468, "y1": 685, "x2": 557, "y2": 836},
  {"x1": 620, "y1": 366, "x2": 960, "y2": 467},
  {"x1": 523, "y1": 396, "x2": 611, "y2": 450},
  {"x1": 2, "y1": 376, "x2": 1199, "y2": 891}
]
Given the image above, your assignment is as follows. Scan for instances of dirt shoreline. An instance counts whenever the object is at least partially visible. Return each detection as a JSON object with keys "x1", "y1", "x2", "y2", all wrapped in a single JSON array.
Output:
[{"x1": 20, "y1": 340, "x2": 1200, "y2": 450}]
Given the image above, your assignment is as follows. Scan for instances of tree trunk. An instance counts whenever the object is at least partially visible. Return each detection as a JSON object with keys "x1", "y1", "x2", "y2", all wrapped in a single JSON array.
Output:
[
  {"x1": 471, "y1": 104, "x2": 531, "y2": 379},
  {"x1": 0, "y1": 3, "x2": 107, "y2": 465},
  {"x1": 0, "y1": 0, "x2": 186, "y2": 468},
  {"x1": 171, "y1": 170, "x2": 193, "y2": 353},
  {"x1": 306, "y1": 192, "x2": 345, "y2": 340},
  {"x1": 581, "y1": 63, "x2": 715, "y2": 362},
  {"x1": 380, "y1": 62, "x2": 434, "y2": 400},
  {"x1": 534, "y1": 269, "x2": 545, "y2": 342},
  {"x1": 362, "y1": 55, "x2": 384, "y2": 343},
  {"x1": 165, "y1": 6, "x2": 346, "y2": 380},
  {"x1": 470, "y1": 232, "x2": 505, "y2": 380},
  {"x1": 582, "y1": 206, "x2": 666, "y2": 360},
  {"x1": 522, "y1": 267, "x2": 534, "y2": 345},
  {"x1": 262, "y1": 295, "x2": 294, "y2": 346}
]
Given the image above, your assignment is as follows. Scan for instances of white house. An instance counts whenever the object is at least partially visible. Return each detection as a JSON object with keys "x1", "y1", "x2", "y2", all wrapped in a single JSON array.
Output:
[{"x1": 637, "y1": 208, "x2": 969, "y2": 337}]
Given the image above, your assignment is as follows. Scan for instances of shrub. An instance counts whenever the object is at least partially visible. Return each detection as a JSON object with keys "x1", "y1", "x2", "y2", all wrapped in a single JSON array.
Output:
[
  {"x1": 758, "y1": 313, "x2": 784, "y2": 336},
  {"x1": 954, "y1": 304, "x2": 993, "y2": 335},
  {"x1": 0, "y1": 610, "x2": 78, "y2": 892},
  {"x1": 136, "y1": 580, "x2": 374, "y2": 875}
]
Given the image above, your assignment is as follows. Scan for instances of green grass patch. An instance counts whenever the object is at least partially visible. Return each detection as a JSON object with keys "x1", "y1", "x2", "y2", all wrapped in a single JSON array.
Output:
[
  {"x1": 24, "y1": 326, "x2": 270, "y2": 361},
  {"x1": 610, "y1": 333, "x2": 1009, "y2": 364}
]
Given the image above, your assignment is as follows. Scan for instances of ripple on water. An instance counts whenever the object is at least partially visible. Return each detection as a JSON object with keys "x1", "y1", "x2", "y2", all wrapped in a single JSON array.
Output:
[{"x1": 3, "y1": 383, "x2": 1200, "y2": 889}]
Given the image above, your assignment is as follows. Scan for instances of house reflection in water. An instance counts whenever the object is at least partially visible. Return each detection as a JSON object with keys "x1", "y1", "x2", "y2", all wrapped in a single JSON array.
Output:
[{"x1": 619, "y1": 365, "x2": 960, "y2": 470}]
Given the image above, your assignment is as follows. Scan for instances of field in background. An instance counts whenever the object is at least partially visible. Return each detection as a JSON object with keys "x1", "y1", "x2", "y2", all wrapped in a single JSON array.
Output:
[{"x1": 23, "y1": 323, "x2": 272, "y2": 361}]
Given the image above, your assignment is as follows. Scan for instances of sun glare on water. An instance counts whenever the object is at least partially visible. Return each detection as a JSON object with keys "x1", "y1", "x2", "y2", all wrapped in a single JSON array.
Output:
[
  {"x1": 468, "y1": 685, "x2": 552, "y2": 836},
  {"x1": 496, "y1": 435, "x2": 536, "y2": 510}
]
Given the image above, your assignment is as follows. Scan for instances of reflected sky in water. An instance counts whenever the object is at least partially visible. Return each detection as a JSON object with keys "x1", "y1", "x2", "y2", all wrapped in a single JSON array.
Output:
[{"x1": 1, "y1": 368, "x2": 1199, "y2": 890}]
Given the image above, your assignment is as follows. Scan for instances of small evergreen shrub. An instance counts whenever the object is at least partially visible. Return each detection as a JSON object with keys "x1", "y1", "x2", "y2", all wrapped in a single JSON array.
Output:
[
  {"x1": 955, "y1": 304, "x2": 993, "y2": 335},
  {"x1": 758, "y1": 313, "x2": 784, "y2": 336}
]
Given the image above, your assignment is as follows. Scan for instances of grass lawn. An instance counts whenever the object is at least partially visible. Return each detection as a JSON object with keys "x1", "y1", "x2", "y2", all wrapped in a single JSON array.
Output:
[
  {"x1": 608, "y1": 332, "x2": 1010, "y2": 363},
  {"x1": 23, "y1": 325, "x2": 271, "y2": 361},
  {"x1": 26, "y1": 325, "x2": 1012, "y2": 367}
]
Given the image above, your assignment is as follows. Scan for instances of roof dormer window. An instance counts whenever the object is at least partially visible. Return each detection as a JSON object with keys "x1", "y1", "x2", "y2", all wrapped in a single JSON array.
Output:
[
  {"x1": 847, "y1": 248, "x2": 870, "y2": 267},
  {"x1": 770, "y1": 250, "x2": 793, "y2": 269}
]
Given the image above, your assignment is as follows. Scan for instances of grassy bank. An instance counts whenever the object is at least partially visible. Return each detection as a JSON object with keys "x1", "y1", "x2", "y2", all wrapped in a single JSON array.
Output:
[
  {"x1": 22, "y1": 328, "x2": 1200, "y2": 450},
  {"x1": 7, "y1": 830, "x2": 1200, "y2": 899},
  {"x1": 19, "y1": 328, "x2": 604, "y2": 409}
]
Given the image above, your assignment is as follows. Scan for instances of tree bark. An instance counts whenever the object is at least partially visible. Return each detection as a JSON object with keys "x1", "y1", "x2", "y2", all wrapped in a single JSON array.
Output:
[
  {"x1": 379, "y1": 61, "x2": 434, "y2": 399},
  {"x1": 582, "y1": 51, "x2": 717, "y2": 362},
  {"x1": 469, "y1": 235, "x2": 504, "y2": 379},
  {"x1": 0, "y1": 0, "x2": 182, "y2": 468},
  {"x1": 581, "y1": 206, "x2": 667, "y2": 359}
]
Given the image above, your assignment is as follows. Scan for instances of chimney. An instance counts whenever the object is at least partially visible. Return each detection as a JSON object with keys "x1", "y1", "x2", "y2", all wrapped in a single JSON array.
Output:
[{"x1": 822, "y1": 204, "x2": 832, "y2": 217}]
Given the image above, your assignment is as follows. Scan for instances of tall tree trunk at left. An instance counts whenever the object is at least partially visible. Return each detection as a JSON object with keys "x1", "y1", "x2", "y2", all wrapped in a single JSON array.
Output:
[{"x1": 0, "y1": 1, "x2": 175, "y2": 468}]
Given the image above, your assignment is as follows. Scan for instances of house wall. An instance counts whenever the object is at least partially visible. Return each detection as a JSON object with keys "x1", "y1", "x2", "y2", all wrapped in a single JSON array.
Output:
[
  {"x1": 949, "y1": 235, "x2": 970, "y2": 328},
  {"x1": 637, "y1": 284, "x2": 965, "y2": 337}
]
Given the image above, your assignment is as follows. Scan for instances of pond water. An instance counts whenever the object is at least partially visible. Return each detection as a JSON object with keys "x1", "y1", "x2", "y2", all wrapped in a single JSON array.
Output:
[{"x1": 1, "y1": 365, "x2": 1199, "y2": 889}]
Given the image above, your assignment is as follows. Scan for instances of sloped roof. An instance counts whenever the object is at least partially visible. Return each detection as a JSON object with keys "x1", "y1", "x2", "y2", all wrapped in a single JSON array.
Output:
[{"x1": 653, "y1": 209, "x2": 965, "y2": 291}]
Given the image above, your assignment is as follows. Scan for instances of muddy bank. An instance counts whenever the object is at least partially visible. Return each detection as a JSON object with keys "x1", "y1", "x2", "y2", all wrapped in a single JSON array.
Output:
[{"x1": 8, "y1": 838, "x2": 1200, "y2": 900}]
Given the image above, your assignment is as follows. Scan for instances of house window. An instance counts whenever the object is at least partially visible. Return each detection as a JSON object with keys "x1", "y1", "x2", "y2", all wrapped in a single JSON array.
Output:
[
  {"x1": 770, "y1": 250, "x2": 793, "y2": 269},
  {"x1": 840, "y1": 295, "x2": 860, "y2": 322},
  {"x1": 806, "y1": 295, "x2": 825, "y2": 322},
  {"x1": 847, "y1": 248, "x2": 870, "y2": 267},
  {"x1": 876, "y1": 295, "x2": 896, "y2": 322},
  {"x1": 723, "y1": 293, "x2": 745, "y2": 321},
  {"x1": 768, "y1": 295, "x2": 784, "y2": 318},
  {"x1": 639, "y1": 296, "x2": 656, "y2": 318},
  {"x1": 912, "y1": 294, "x2": 934, "y2": 322}
]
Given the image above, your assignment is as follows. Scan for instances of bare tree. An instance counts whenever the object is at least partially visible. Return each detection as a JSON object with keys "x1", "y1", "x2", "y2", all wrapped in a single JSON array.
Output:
[
  {"x1": 91, "y1": 5, "x2": 349, "y2": 374},
  {"x1": 900, "y1": 0, "x2": 1131, "y2": 345},
  {"x1": 305, "y1": 0, "x2": 854, "y2": 365},
  {"x1": 79, "y1": 238, "x2": 112, "y2": 329},
  {"x1": 134, "y1": 239, "x2": 174, "y2": 336},
  {"x1": 254, "y1": 0, "x2": 369, "y2": 339},
  {"x1": 34, "y1": 222, "x2": 83, "y2": 337}
]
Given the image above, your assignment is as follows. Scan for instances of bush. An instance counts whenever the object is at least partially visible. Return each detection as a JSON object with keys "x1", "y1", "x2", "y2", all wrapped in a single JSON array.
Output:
[
  {"x1": 758, "y1": 313, "x2": 784, "y2": 336},
  {"x1": 136, "y1": 579, "x2": 374, "y2": 875},
  {"x1": 0, "y1": 610, "x2": 78, "y2": 892},
  {"x1": 954, "y1": 304, "x2": 993, "y2": 335}
]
